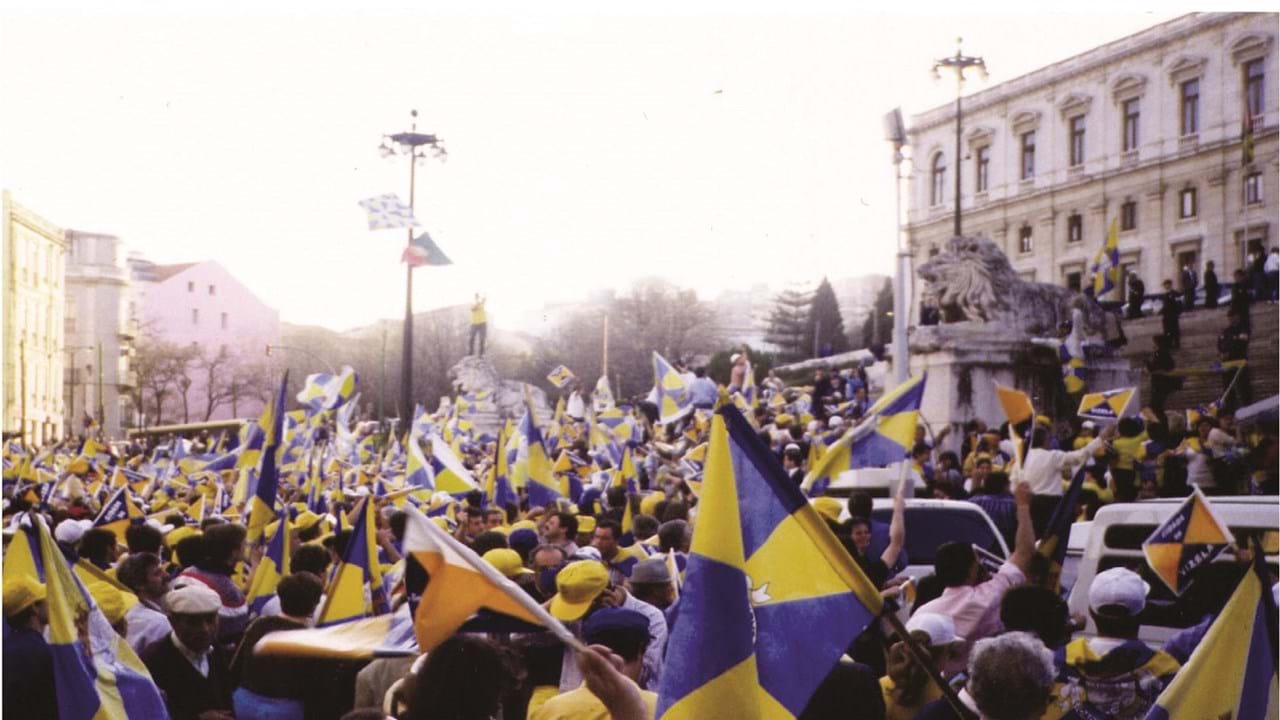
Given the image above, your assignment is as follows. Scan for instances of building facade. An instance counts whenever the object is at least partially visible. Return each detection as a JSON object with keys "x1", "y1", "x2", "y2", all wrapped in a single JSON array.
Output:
[
  {"x1": 136, "y1": 259, "x2": 279, "y2": 423},
  {"x1": 2, "y1": 191, "x2": 67, "y2": 444},
  {"x1": 906, "y1": 13, "x2": 1277, "y2": 312},
  {"x1": 64, "y1": 230, "x2": 135, "y2": 439}
]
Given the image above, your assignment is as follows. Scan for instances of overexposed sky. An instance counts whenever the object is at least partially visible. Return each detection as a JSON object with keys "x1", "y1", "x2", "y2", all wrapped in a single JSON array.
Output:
[{"x1": 1, "y1": 1, "x2": 1197, "y2": 331}]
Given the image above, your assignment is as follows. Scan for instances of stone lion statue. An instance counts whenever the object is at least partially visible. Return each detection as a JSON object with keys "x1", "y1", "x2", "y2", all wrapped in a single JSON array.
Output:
[{"x1": 917, "y1": 235, "x2": 1108, "y2": 338}]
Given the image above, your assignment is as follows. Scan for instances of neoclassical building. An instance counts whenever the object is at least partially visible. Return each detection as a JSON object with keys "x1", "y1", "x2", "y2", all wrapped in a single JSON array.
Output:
[{"x1": 905, "y1": 12, "x2": 1277, "y2": 309}]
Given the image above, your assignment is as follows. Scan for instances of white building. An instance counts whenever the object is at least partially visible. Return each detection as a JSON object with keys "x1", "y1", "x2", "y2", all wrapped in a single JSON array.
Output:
[
  {"x1": 64, "y1": 230, "x2": 135, "y2": 438},
  {"x1": 906, "y1": 12, "x2": 1277, "y2": 308}
]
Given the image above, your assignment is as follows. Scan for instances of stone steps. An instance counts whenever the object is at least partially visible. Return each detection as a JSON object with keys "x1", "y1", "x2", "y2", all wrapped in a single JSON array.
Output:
[{"x1": 1118, "y1": 302, "x2": 1278, "y2": 411}]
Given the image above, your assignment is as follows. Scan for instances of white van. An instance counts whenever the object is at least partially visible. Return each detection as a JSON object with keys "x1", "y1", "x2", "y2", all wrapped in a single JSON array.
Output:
[
  {"x1": 1066, "y1": 496, "x2": 1279, "y2": 648},
  {"x1": 866, "y1": 498, "x2": 1011, "y2": 583}
]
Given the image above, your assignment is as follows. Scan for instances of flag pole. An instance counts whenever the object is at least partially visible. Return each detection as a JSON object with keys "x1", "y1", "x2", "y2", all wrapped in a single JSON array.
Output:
[
  {"x1": 881, "y1": 609, "x2": 976, "y2": 719},
  {"x1": 602, "y1": 314, "x2": 609, "y2": 378}
]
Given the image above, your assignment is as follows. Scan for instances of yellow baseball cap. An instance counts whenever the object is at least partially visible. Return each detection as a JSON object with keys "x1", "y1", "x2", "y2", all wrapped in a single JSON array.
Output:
[
  {"x1": 811, "y1": 497, "x2": 842, "y2": 524},
  {"x1": 510, "y1": 519, "x2": 538, "y2": 532},
  {"x1": 576, "y1": 515, "x2": 597, "y2": 534},
  {"x1": 294, "y1": 511, "x2": 322, "y2": 532},
  {"x1": 775, "y1": 413, "x2": 794, "y2": 427},
  {"x1": 549, "y1": 561, "x2": 609, "y2": 622},
  {"x1": 3, "y1": 576, "x2": 47, "y2": 617},
  {"x1": 639, "y1": 493, "x2": 663, "y2": 517},
  {"x1": 482, "y1": 549, "x2": 533, "y2": 579},
  {"x1": 166, "y1": 525, "x2": 200, "y2": 546}
]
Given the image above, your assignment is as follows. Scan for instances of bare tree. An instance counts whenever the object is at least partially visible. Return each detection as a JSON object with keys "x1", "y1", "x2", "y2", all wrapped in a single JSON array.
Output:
[
  {"x1": 131, "y1": 333, "x2": 194, "y2": 427},
  {"x1": 195, "y1": 347, "x2": 237, "y2": 421}
]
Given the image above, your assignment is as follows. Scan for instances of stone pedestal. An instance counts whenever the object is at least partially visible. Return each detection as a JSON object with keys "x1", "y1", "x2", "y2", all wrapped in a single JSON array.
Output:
[
  {"x1": 448, "y1": 356, "x2": 550, "y2": 438},
  {"x1": 909, "y1": 323, "x2": 1139, "y2": 451}
]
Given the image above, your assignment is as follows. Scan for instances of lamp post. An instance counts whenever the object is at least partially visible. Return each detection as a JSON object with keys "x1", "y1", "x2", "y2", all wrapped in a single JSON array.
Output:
[
  {"x1": 932, "y1": 38, "x2": 987, "y2": 239},
  {"x1": 63, "y1": 345, "x2": 95, "y2": 437},
  {"x1": 379, "y1": 110, "x2": 446, "y2": 429},
  {"x1": 884, "y1": 108, "x2": 911, "y2": 383}
]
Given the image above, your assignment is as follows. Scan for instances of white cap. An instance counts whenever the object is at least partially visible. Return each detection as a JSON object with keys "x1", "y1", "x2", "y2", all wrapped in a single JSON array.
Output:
[
  {"x1": 828, "y1": 416, "x2": 844, "y2": 429},
  {"x1": 164, "y1": 584, "x2": 222, "y2": 615},
  {"x1": 784, "y1": 443, "x2": 801, "y2": 453},
  {"x1": 54, "y1": 519, "x2": 93, "y2": 545},
  {"x1": 1081, "y1": 420, "x2": 1097, "y2": 430},
  {"x1": 1088, "y1": 567, "x2": 1150, "y2": 615},
  {"x1": 730, "y1": 354, "x2": 742, "y2": 363},
  {"x1": 572, "y1": 546, "x2": 602, "y2": 562},
  {"x1": 905, "y1": 612, "x2": 965, "y2": 646}
]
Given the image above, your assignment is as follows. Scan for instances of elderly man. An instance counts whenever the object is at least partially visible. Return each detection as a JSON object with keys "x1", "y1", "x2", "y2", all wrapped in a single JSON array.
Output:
[
  {"x1": 141, "y1": 583, "x2": 235, "y2": 720},
  {"x1": 1053, "y1": 568, "x2": 1179, "y2": 718},
  {"x1": 117, "y1": 551, "x2": 173, "y2": 653}
]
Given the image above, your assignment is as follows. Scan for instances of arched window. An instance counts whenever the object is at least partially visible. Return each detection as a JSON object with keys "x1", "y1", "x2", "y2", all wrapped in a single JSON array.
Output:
[{"x1": 930, "y1": 154, "x2": 946, "y2": 206}]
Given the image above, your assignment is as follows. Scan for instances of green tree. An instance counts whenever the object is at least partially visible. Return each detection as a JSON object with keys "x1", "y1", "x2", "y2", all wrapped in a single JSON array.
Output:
[
  {"x1": 804, "y1": 277, "x2": 851, "y2": 358},
  {"x1": 763, "y1": 287, "x2": 813, "y2": 361},
  {"x1": 860, "y1": 277, "x2": 894, "y2": 349}
]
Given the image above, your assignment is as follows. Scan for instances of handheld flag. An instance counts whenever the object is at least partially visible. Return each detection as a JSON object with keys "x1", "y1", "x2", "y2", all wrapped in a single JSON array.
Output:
[
  {"x1": 1078, "y1": 387, "x2": 1138, "y2": 425},
  {"x1": 1089, "y1": 217, "x2": 1121, "y2": 298},
  {"x1": 546, "y1": 365, "x2": 577, "y2": 390},
  {"x1": 995, "y1": 384, "x2": 1034, "y2": 427},
  {"x1": 246, "y1": 510, "x2": 291, "y2": 614},
  {"x1": 653, "y1": 351, "x2": 693, "y2": 424},
  {"x1": 1144, "y1": 551, "x2": 1277, "y2": 720},
  {"x1": 248, "y1": 372, "x2": 290, "y2": 542},
  {"x1": 296, "y1": 366, "x2": 358, "y2": 412},
  {"x1": 402, "y1": 231, "x2": 452, "y2": 267},
  {"x1": 400, "y1": 504, "x2": 579, "y2": 652},
  {"x1": 656, "y1": 405, "x2": 883, "y2": 719},
  {"x1": 92, "y1": 486, "x2": 147, "y2": 543},
  {"x1": 1036, "y1": 464, "x2": 1088, "y2": 593},
  {"x1": 358, "y1": 193, "x2": 420, "y2": 230},
  {"x1": 801, "y1": 374, "x2": 927, "y2": 494},
  {"x1": 1142, "y1": 488, "x2": 1235, "y2": 596},
  {"x1": 516, "y1": 410, "x2": 561, "y2": 507},
  {"x1": 425, "y1": 434, "x2": 481, "y2": 496},
  {"x1": 318, "y1": 497, "x2": 388, "y2": 625}
]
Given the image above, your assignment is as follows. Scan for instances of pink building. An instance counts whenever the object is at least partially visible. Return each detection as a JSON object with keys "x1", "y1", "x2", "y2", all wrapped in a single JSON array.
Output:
[{"x1": 134, "y1": 258, "x2": 279, "y2": 423}]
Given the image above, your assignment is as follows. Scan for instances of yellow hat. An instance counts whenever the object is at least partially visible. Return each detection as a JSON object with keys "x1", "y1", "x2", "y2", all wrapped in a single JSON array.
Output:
[
  {"x1": 87, "y1": 581, "x2": 137, "y2": 626},
  {"x1": 775, "y1": 413, "x2": 794, "y2": 427},
  {"x1": 549, "y1": 561, "x2": 609, "y2": 622},
  {"x1": 294, "y1": 511, "x2": 322, "y2": 532},
  {"x1": 3, "y1": 576, "x2": 47, "y2": 617},
  {"x1": 639, "y1": 493, "x2": 663, "y2": 517},
  {"x1": 811, "y1": 497, "x2": 842, "y2": 524},
  {"x1": 1036, "y1": 415, "x2": 1052, "y2": 428},
  {"x1": 577, "y1": 515, "x2": 597, "y2": 534},
  {"x1": 166, "y1": 526, "x2": 200, "y2": 546},
  {"x1": 510, "y1": 519, "x2": 538, "y2": 532},
  {"x1": 482, "y1": 548, "x2": 533, "y2": 579},
  {"x1": 799, "y1": 413, "x2": 814, "y2": 427}
]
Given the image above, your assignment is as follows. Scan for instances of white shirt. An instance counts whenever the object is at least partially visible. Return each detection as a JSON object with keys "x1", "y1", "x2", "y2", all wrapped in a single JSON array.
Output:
[
  {"x1": 125, "y1": 601, "x2": 171, "y2": 654},
  {"x1": 170, "y1": 631, "x2": 211, "y2": 678},
  {"x1": 1265, "y1": 252, "x2": 1279, "y2": 274},
  {"x1": 1021, "y1": 438, "x2": 1103, "y2": 496}
]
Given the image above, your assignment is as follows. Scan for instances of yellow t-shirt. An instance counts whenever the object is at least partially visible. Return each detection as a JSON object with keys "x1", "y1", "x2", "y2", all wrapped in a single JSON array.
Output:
[
  {"x1": 1111, "y1": 433, "x2": 1149, "y2": 471},
  {"x1": 471, "y1": 300, "x2": 487, "y2": 325},
  {"x1": 529, "y1": 685, "x2": 658, "y2": 720},
  {"x1": 880, "y1": 675, "x2": 943, "y2": 720}
]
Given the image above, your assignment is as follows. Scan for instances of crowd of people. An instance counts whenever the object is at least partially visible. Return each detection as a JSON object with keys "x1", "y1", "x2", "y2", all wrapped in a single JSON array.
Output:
[{"x1": 2, "y1": 334, "x2": 1276, "y2": 720}]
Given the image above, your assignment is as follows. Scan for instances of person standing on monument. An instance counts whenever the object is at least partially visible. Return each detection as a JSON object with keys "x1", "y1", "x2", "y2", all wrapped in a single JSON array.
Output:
[
  {"x1": 469, "y1": 293, "x2": 487, "y2": 356},
  {"x1": 1126, "y1": 271, "x2": 1145, "y2": 319},
  {"x1": 1203, "y1": 260, "x2": 1220, "y2": 309},
  {"x1": 1158, "y1": 280, "x2": 1182, "y2": 349}
]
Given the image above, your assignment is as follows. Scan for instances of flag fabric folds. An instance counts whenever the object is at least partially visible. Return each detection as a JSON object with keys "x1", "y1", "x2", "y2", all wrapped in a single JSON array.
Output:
[
  {"x1": 296, "y1": 366, "x2": 358, "y2": 412},
  {"x1": 93, "y1": 486, "x2": 146, "y2": 543},
  {"x1": 318, "y1": 497, "x2": 387, "y2": 626},
  {"x1": 425, "y1": 434, "x2": 481, "y2": 496},
  {"x1": 32, "y1": 514, "x2": 169, "y2": 719},
  {"x1": 1077, "y1": 387, "x2": 1138, "y2": 424},
  {"x1": 995, "y1": 383, "x2": 1034, "y2": 427},
  {"x1": 656, "y1": 405, "x2": 883, "y2": 719},
  {"x1": 1142, "y1": 488, "x2": 1235, "y2": 596},
  {"x1": 546, "y1": 365, "x2": 577, "y2": 389},
  {"x1": 653, "y1": 352, "x2": 693, "y2": 424},
  {"x1": 399, "y1": 505, "x2": 577, "y2": 652},
  {"x1": 1089, "y1": 217, "x2": 1121, "y2": 299},
  {"x1": 801, "y1": 374, "x2": 927, "y2": 494},
  {"x1": 402, "y1": 232, "x2": 452, "y2": 267},
  {"x1": 248, "y1": 373, "x2": 290, "y2": 542},
  {"x1": 1036, "y1": 464, "x2": 1087, "y2": 593},
  {"x1": 246, "y1": 510, "x2": 291, "y2": 614},
  {"x1": 1144, "y1": 556, "x2": 1277, "y2": 720},
  {"x1": 516, "y1": 410, "x2": 561, "y2": 507},
  {"x1": 358, "y1": 193, "x2": 420, "y2": 230}
]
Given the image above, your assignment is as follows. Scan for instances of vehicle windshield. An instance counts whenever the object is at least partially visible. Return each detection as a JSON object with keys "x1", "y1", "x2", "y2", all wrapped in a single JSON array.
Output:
[{"x1": 871, "y1": 506, "x2": 1005, "y2": 564}]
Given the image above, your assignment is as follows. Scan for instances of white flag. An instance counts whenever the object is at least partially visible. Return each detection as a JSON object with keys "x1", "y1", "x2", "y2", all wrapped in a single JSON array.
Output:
[{"x1": 358, "y1": 193, "x2": 420, "y2": 230}]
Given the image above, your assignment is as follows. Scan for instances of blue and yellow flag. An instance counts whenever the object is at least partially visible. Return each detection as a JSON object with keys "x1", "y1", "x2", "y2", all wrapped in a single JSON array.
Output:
[
  {"x1": 487, "y1": 420, "x2": 518, "y2": 509},
  {"x1": 236, "y1": 420, "x2": 266, "y2": 472},
  {"x1": 92, "y1": 486, "x2": 146, "y2": 544},
  {"x1": 426, "y1": 434, "x2": 481, "y2": 496},
  {"x1": 296, "y1": 365, "x2": 358, "y2": 412},
  {"x1": 1077, "y1": 386, "x2": 1138, "y2": 424},
  {"x1": 516, "y1": 410, "x2": 561, "y2": 507},
  {"x1": 1142, "y1": 488, "x2": 1235, "y2": 596},
  {"x1": 34, "y1": 514, "x2": 169, "y2": 719},
  {"x1": 656, "y1": 405, "x2": 883, "y2": 719},
  {"x1": 1036, "y1": 464, "x2": 1087, "y2": 593},
  {"x1": 318, "y1": 497, "x2": 388, "y2": 626},
  {"x1": 801, "y1": 374, "x2": 927, "y2": 495},
  {"x1": 1089, "y1": 217, "x2": 1122, "y2": 299},
  {"x1": 248, "y1": 372, "x2": 290, "y2": 542},
  {"x1": 247, "y1": 510, "x2": 291, "y2": 615},
  {"x1": 653, "y1": 351, "x2": 693, "y2": 424},
  {"x1": 547, "y1": 364, "x2": 577, "y2": 389},
  {"x1": 1145, "y1": 554, "x2": 1278, "y2": 720}
]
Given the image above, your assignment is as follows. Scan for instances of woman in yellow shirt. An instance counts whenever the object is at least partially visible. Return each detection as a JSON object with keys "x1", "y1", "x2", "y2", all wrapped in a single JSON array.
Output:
[{"x1": 879, "y1": 613, "x2": 967, "y2": 720}]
